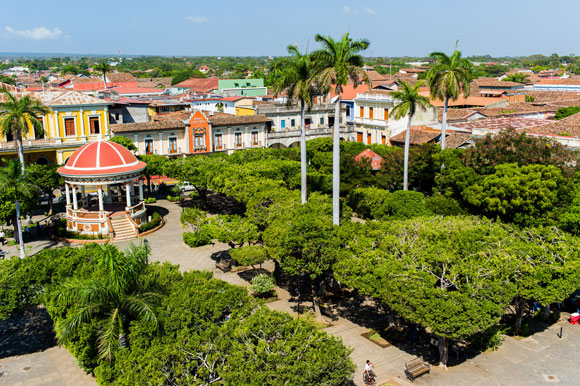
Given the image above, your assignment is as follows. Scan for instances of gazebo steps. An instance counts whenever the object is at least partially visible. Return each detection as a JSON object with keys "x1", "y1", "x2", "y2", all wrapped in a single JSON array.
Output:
[{"x1": 111, "y1": 216, "x2": 138, "y2": 241}]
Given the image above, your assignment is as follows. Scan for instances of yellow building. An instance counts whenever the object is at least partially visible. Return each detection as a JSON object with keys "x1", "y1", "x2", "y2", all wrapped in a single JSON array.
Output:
[{"x1": 0, "y1": 90, "x2": 111, "y2": 165}]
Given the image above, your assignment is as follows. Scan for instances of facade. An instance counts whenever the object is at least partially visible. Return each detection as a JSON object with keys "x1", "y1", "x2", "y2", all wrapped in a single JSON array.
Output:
[
  {"x1": 188, "y1": 96, "x2": 250, "y2": 115},
  {"x1": 110, "y1": 120, "x2": 187, "y2": 157},
  {"x1": 0, "y1": 90, "x2": 112, "y2": 165},
  {"x1": 218, "y1": 79, "x2": 267, "y2": 97},
  {"x1": 57, "y1": 139, "x2": 147, "y2": 241},
  {"x1": 353, "y1": 91, "x2": 438, "y2": 145},
  {"x1": 207, "y1": 113, "x2": 269, "y2": 154},
  {"x1": 256, "y1": 103, "x2": 335, "y2": 133}
]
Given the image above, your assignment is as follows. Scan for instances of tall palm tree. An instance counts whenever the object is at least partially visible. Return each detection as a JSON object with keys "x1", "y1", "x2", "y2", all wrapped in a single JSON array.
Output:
[
  {"x1": 426, "y1": 42, "x2": 473, "y2": 151},
  {"x1": 311, "y1": 32, "x2": 370, "y2": 225},
  {"x1": 391, "y1": 81, "x2": 432, "y2": 191},
  {"x1": 273, "y1": 45, "x2": 316, "y2": 205},
  {"x1": 53, "y1": 242, "x2": 159, "y2": 361},
  {"x1": 94, "y1": 62, "x2": 112, "y2": 90},
  {"x1": 0, "y1": 89, "x2": 50, "y2": 175},
  {"x1": 0, "y1": 159, "x2": 37, "y2": 258}
]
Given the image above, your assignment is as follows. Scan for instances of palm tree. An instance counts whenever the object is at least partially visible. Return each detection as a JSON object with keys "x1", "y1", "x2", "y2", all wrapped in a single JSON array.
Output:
[
  {"x1": 391, "y1": 81, "x2": 432, "y2": 191},
  {"x1": 94, "y1": 62, "x2": 112, "y2": 90},
  {"x1": 53, "y1": 242, "x2": 159, "y2": 361},
  {"x1": 0, "y1": 89, "x2": 50, "y2": 175},
  {"x1": 426, "y1": 42, "x2": 473, "y2": 151},
  {"x1": 0, "y1": 159, "x2": 38, "y2": 258},
  {"x1": 311, "y1": 32, "x2": 370, "y2": 225},
  {"x1": 273, "y1": 45, "x2": 316, "y2": 205},
  {"x1": 39, "y1": 76, "x2": 49, "y2": 92}
]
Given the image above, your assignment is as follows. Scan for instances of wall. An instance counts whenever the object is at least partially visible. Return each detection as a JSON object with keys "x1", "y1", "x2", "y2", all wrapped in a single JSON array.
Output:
[{"x1": 188, "y1": 111, "x2": 211, "y2": 153}]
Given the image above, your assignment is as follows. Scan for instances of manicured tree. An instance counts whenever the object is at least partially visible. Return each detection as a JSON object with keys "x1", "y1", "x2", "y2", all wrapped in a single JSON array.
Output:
[
  {"x1": 26, "y1": 164, "x2": 63, "y2": 215},
  {"x1": 334, "y1": 217, "x2": 518, "y2": 366},
  {"x1": 138, "y1": 154, "x2": 168, "y2": 198},
  {"x1": 109, "y1": 135, "x2": 137, "y2": 151},
  {"x1": 311, "y1": 32, "x2": 370, "y2": 225},
  {"x1": 390, "y1": 81, "x2": 432, "y2": 190},
  {"x1": 426, "y1": 43, "x2": 473, "y2": 151},
  {"x1": 165, "y1": 156, "x2": 217, "y2": 207},
  {"x1": 273, "y1": 45, "x2": 316, "y2": 205},
  {"x1": 0, "y1": 159, "x2": 38, "y2": 258},
  {"x1": 0, "y1": 89, "x2": 50, "y2": 175},
  {"x1": 94, "y1": 62, "x2": 112, "y2": 90},
  {"x1": 52, "y1": 243, "x2": 159, "y2": 361},
  {"x1": 502, "y1": 73, "x2": 530, "y2": 83}
]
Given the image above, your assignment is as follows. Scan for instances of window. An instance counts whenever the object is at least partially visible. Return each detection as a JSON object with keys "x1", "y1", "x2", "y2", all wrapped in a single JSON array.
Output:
[
  {"x1": 251, "y1": 131, "x2": 259, "y2": 146},
  {"x1": 357, "y1": 132, "x2": 363, "y2": 142},
  {"x1": 369, "y1": 107, "x2": 374, "y2": 119},
  {"x1": 384, "y1": 108, "x2": 389, "y2": 121},
  {"x1": 115, "y1": 113, "x2": 120, "y2": 121},
  {"x1": 145, "y1": 138, "x2": 154, "y2": 155},
  {"x1": 64, "y1": 117, "x2": 75, "y2": 136},
  {"x1": 320, "y1": 117, "x2": 324, "y2": 125},
  {"x1": 194, "y1": 135, "x2": 204, "y2": 150},
  {"x1": 169, "y1": 137, "x2": 177, "y2": 153},
  {"x1": 291, "y1": 119, "x2": 295, "y2": 127},
  {"x1": 215, "y1": 133, "x2": 223, "y2": 150},
  {"x1": 235, "y1": 132, "x2": 242, "y2": 147},
  {"x1": 89, "y1": 117, "x2": 100, "y2": 135},
  {"x1": 281, "y1": 119, "x2": 286, "y2": 128},
  {"x1": 381, "y1": 135, "x2": 387, "y2": 145},
  {"x1": 367, "y1": 133, "x2": 372, "y2": 144}
]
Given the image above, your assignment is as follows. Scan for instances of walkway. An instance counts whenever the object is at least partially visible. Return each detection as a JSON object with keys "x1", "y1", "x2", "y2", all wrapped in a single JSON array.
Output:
[{"x1": 2, "y1": 199, "x2": 580, "y2": 386}]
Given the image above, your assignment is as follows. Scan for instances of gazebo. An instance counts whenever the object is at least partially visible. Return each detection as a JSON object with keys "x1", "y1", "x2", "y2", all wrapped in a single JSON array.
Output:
[{"x1": 57, "y1": 139, "x2": 148, "y2": 241}]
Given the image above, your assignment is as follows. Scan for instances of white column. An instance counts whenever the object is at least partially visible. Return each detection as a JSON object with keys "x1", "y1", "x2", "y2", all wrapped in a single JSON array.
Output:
[
  {"x1": 98, "y1": 185, "x2": 104, "y2": 211},
  {"x1": 65, "y1": 183, "x2": 71, "y2": 206},
  {"x1": 125, "y1": 182, "x2": 131, "y2": 207},
  {"x1": 134, "y1": 134, "x2": 139, "y2": 153},
  {"x1": 158, "y1": 132, "x2": 164, "y2": 155},
  {"x1": 72, "y1": 185, "x2": 78, "y2": 210},
  {"x1": 80, "y1": 108, "x2": 85, "y2": 139},
  {"x1": 139, "y1": 179, "x2": 144, "y2": 201}
]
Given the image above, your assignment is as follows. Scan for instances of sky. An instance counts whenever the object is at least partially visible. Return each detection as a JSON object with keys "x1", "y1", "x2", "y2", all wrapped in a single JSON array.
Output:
[{"x1": 1, "y1": 0, "x2": 580, "y2": 57}]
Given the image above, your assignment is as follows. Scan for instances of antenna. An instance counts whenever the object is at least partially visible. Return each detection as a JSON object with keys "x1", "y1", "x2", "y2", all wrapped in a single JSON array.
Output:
[{"x1": 305, "y1": 37, "x2": 310, "y2": 55}]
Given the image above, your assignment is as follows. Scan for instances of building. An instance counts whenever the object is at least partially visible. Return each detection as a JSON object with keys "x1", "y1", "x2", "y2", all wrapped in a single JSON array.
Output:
[
  {"x1": 207, "y1": 113, "x2": 270, "y2": 153},
  {"x1": 169, "y1": 77, "x2": 219, "y2": 95},
  {"x1": 0, "y1": 90, "x2": 112, "y2": 165},
  {"x1": 110, "y1": 120, "x2": 187, "y2": 157},
  {"x1": 188, "y1": 96, "x2": 252, "y2": 115},
  {"x1": 353, "y1": 91, "x2": 438, "y2": 145},
  {"x1": 109, "y1": 98, "x2": 150, "y2": 124},
  {"x1": 218, "y1": 79, "x2": 267, "y2": 97}
]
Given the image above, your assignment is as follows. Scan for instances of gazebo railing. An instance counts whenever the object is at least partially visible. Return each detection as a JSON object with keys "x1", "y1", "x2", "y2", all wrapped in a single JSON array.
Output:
[
  {"x1": 67, "y1": 206, "x2": 108, "y2": 222},
  {"x1": 126, "y1": 201, "x2": 146, "y2": 218}
]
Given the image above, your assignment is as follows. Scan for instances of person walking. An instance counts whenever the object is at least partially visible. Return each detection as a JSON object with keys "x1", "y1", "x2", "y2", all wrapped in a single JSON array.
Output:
[
  {"x1": 0, "y1": 229, "x2": 5, "y2": 246},
  {"x1": 363, "y1": 360, "x2": 376, "y2": 386}
]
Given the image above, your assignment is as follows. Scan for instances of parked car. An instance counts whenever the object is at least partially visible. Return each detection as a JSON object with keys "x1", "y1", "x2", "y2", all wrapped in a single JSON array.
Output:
[{"x1": 177, "y1": 181, "x2": 195, "y2": 192}]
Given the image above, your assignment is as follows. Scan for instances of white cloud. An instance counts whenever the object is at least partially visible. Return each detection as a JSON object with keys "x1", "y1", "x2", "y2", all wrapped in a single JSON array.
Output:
[
  {"x1": 185, "y1": 16, "x2": 208, "y2": 23},
  {"x1": 5, "y1": 26, "x2": 63, "y2": 40},
  {"x1": 342, "y1": 6, "x2": 358, "y2": 15},
  {"x1": 364, "y1": 7, "x2": 376, "y2": 15}
]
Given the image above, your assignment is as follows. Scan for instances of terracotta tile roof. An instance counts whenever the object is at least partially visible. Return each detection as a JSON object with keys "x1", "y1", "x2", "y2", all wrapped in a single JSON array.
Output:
[
  {"x1": 110, "y1": 119, "x2": 185, "y2": 133},
  {"x1": 473, "y1": 103, "x2": 557, "y2": 118},
  {"x1": 172, "y1": 77, "x2": 219, "y2": 92},
  {"x1": 73, "y1": 77, "x2": 102, "y2": 84},
  {"x1": 0, "y1": 90, "x2": 110, "y2": 106},
  {"x1": 107, "y1": 86, "x2": 164, "y2": 95},
  {"x1": 520, "y1": 112, "x2": 580, "y2": 137},
  {"x1": 365, "y1": 70, "x2": 389, "y2": 82},
  {"x1": 137, "y1": 77, "x2": 173, "y2": 88},
  {"x1": 106, "y1": 73, "x2": 137, "y2": 83},
  {"x1": 0, "y1": 82, "x2": 22, "y2": 92},
  {"x1": 536, "y1": 77, "x2": 580, "y2": 85},
  {"x1": 474, "y1": 78, "x2": 523, "y2": 88},
  {"x1": 425, "y1": 94, "x2": 504, "y2": 107},
  {"x1": 444, "y1": 132, "x2": 472, "y2": 149},
  {"x1": 438, "y1": 108, "x2": 484, "y2": 122},
  {"x1": 523, "y1": 90, "x2": 580, "y2": 104},
  {"x1": 449, "y1": 117, "x2": 550, "y2": 132},
  {"x1": 207, "y1": 112, "x2": 269, "y2": 126},
  {"x1": 354, "y1": 148, "x2": 384, "y2": 170},
  {"x1": 153, "y1": 111, "x2": 192, "y2": 121},
  {"x1": 389, "y1": 126, "x2": 440, "y2": 146},
  {"x1": 329, "y1": 83, "x2": 370, "y2": 100}
]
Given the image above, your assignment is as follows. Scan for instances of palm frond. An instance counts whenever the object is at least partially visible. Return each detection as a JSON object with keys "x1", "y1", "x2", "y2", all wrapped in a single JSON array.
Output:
[{"x1": 97, "y1": 308, "x2": 120, "y2": 361}]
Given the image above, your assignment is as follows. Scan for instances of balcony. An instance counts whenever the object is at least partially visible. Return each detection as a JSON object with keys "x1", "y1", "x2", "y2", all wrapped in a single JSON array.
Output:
[
  {"x1": 167, "y1": 147, "x2": 182, "y2": 155},
  {"x1": 193, "y1": 144, "x2": 207, "y2": 152},
  {"x1": 354, "y1": 117, "x2": 390, "y2": 128}
]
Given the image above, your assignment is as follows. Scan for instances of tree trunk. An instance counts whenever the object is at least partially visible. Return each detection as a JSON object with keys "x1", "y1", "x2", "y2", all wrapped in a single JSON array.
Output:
[
  {"x1": 403, "y1": 116, "x2": 412, "y2": 191},
  {"x1": 103, "y1": 73, "x2": 108, "y2": 91},
  {"x1": 48, "y1": 188, "x2": 54, "y2": 216},
  {"x1": 514, "y1": 297, "x2": 525, "y2": 335},
  {"x1": 15, "y1": 199, "x2": 25, "y2": 259},
  {"x1": 311, "y1": 279, "x2": 324, "y2": 323},
  {"x1": 542, "y1": 304, "x2": 550, "y2": 321},
  {"x1": 146, "y1": 175, "x2": 152, "y2": 198},
  {"x1": 16, "y1": 134, "x2": 25, "y2": 175},
  {"x1": 441, "y1": 96, "x2": 449, "y2": 151},
  {"x1": 300, "y1": 100, "x2": 307, "y2": 205},
  {"x1": 332, "y1": 97, "x2": 341, "y2": 225},
  {"x1": 437, "y1": 335, "x2": 448, "y2": 368}
]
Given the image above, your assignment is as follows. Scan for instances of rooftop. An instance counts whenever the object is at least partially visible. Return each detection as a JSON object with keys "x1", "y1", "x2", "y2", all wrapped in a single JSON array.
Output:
[
  {"x1": 172, "y1": 77, "x2": 219, "y2": 92},
  {"x1": 110, "y1": 119, "x2": 185, "y2": 133},
  {"x1": 449, "y1": 117, "x2": 550, "y2": 132},
  {"x1": 207, "y1": 112, "x2": 270, "y2": 126}
]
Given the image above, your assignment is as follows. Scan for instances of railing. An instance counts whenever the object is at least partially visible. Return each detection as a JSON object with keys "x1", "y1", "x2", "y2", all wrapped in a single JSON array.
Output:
[
  {"x1": 66, "y1": 206, "x2": 108, "y2": 222},
  {"x1": 193, "y1": 144, "x2": 207, "y2": 152},
  {"x1": 168, "y1": 147, "x2": 181, "y2": 155},
  {"x1": 126, "y1": 201, "x2": 146, "y2": 218},
  {"x1": 354, "y1": 117, "x2": 389, "y2": 127}
]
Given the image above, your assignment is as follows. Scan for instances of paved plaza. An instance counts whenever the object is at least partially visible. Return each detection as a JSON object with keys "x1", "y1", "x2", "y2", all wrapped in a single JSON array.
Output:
[{"x1": 1, "y1": 199, "x2": 580, "y2": 386}]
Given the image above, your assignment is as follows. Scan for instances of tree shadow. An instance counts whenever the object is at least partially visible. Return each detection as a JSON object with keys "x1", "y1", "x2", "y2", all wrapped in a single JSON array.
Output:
[
  {"x1": 236, "y1": 268, "x2": 270, "y2": 283},
  {"x1": 147, "y1": 205, "x2": 169, "y2": 217},
  {"x1": 0, "y1": 307, "x2": 57, "y2": 359},
  {"x1": 210, "y1": 249, "x2": 230, "y2": 264},
  {"x1": 205, "y1": 193, "x2": 245, "y2": 216}
]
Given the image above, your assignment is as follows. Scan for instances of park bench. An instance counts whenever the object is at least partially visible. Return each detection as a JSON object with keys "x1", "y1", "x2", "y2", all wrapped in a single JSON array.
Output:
[{"x1": 404, "y1": 356, "x2": 430, "y2": 381}]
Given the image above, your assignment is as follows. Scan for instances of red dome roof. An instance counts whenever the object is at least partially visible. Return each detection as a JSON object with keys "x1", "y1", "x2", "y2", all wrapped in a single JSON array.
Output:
[{"x1": 58, "y1": 140, "x2": 146, "y2": 177}]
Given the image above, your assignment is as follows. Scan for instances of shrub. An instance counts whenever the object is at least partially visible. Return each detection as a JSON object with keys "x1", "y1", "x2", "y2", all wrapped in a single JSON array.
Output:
[
  {"x1": 144, "y1": 197, "x2": 157, "y2": 204},
  {"x1": 183, "y1": 229, "x2": 212, "y2": 248},
  {"x1": 425, "y1": 194, "x2": 466, "y2": 216},
  {"x1": 139, "y1": 211, "x2": 162, "y2": 233},
  {"x1": 348, "y1": 187, "x2": 391, "y2": 219},
  {"x1": 167, "y1": 195, "x2": 181, "y2": 202},
  {"x1": 229, "y1": 245, "x2": 268, "y2": 269},
  {"x1": 555, "y1": 106, "x2": 580, "y2": 120},
  {"x1": 375, "y1": 190, "x2": 431, "y2": 220},
  {"x1": 249, "y1": 274, "x2": 275, "y2": 298}
]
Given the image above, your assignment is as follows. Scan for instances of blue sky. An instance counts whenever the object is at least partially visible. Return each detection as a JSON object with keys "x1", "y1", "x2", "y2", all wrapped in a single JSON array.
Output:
[{"x1": 1, "y1": 0, "x2": 579, "y2": 57}]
